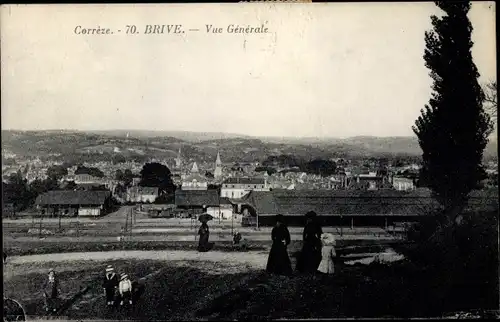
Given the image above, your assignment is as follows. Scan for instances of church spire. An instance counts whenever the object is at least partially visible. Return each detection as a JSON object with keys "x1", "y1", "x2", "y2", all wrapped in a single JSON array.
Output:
[
  {"x1": 214, "y1": 151, "x2": 223, "y2": 179},
  {"x1": 216, "y1": 151, "x2": 222, "y2": 166}
]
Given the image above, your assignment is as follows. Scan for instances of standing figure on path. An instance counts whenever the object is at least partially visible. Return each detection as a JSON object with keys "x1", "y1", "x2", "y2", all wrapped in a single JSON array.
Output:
[
  {"x1": 296, "y1": 211, "x2": 323, "y2": 273},
  {"x1": 266, "y1": 214, "x2": 293, "y2": 276},
  {"x1": 42, "y1": 269, "x2": 60, "y2": 313},
  {"x1": 118, "y1": 274, "x2": 133, "y2": 306},
  {"x1": 198, "y1": 220, "x2": 211, "y2": 252},
  {"x1": 317, "y1": 233, "x2": 337, "y2": 275},
  {"x1": 102, "y1": 265, "x2": 119, "y2": 307}
]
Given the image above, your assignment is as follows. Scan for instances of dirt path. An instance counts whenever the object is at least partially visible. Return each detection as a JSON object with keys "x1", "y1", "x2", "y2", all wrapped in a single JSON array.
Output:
[{"x1": 7, "y1": 249, "x2": 270, "y2": 268}]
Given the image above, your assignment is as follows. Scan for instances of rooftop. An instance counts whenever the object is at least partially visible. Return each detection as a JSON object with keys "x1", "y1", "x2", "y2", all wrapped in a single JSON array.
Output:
[
  {"x1": 35, "y1": 190, "x2": 111, "y2": 206},
  {"x1": 223, "y1": 177, "x2": 265, "y2": 185},
  {"x1": 175, "y1": 190, "x2": 220, "y2": 207},
  {"x1": 242, "y1": 189, "x2": 498, "y2": 216}
]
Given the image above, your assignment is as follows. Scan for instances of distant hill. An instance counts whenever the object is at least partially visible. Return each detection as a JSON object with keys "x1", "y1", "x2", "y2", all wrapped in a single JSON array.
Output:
[
  {"x1": 2, "y1": 130, "x2": 496, "y2": 163},
  {"x1": 87, "y1": 130, "x2": 252, "y2": 142}
]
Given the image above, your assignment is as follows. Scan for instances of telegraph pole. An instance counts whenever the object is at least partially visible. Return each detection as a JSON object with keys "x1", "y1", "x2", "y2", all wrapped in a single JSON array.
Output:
[
  {"x1": 231, "y1": 211, "x2": 234, "y2": 237},
  {"x1": 129, "y1": 207, "x2": 133, "y2": 241}
]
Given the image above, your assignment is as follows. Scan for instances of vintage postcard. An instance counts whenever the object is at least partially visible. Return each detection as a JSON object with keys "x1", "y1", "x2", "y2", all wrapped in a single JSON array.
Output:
[{"x1": 1, "y1": 2, "x2": 498, "y2": 321}]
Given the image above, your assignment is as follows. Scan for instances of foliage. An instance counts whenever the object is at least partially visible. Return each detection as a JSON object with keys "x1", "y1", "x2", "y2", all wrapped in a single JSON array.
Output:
[
  {"x1": 64, "y1": 181, "x2": 78, "y2": 190},
  {"x1": 404, "y1": 2, "x2": 499, "y2": 314},
  {"x1": 154, "y1": 193, "x2": 175, "y2": 204},
  {"x1": 3, "y1": 172, "x2": 32, "y2": 212},
  {"x1": 412, "y1": 2, "x2": 493, "y2": 218},
  {"x1": 402, "y1": 210, "x2": 498, "y2": 312},
  {"x1": 139, "y1": 162, "x2": 175, "y2": 195},
  {"x1": 3, "y1": 173, "x2": 63, "y2": 213},
  {"x1": 261, "y1": 155, "x2": 337, "y2": 177},
  {"x1": 75, "y1": 166, "x2": 105, "y2": 178},
  {"x1": 302, "y1": 159, "x2": 337, "y2": 176},
  {"x1": 111, "y1": 154, "x2": 127, "y2": 165},
  {"x1": 262, "y1": 154, "x2": 304, "y2": 168},
  {"x1": 483, "y1": 81, "x2": 497, "y2": 124},
  {"x1": 115, "y1": 169, "x2": 135, "y2": 187},
  {"x1": 46, "y1": 165, "x2": 68, "y2": 180},
  {"x1": 254, "y1": 166, "x2": 277, "y2": 175}
]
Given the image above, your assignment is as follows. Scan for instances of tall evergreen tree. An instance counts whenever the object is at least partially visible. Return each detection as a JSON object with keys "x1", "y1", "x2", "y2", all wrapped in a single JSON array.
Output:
[{"x1": 412, "y1": 2, "x2": 493, "y2": 224}]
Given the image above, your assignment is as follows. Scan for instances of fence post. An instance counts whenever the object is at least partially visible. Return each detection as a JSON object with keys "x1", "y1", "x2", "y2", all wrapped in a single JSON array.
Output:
[
  {"x1": 39, "y1": 215, "x2": 43, "y2": 238},
  {"x1": 340, "y1": 215, "x2": 343, "y2": 237}
]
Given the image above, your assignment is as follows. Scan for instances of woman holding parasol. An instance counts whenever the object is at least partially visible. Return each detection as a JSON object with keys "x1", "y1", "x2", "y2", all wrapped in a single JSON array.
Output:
[{"x1": 198, "y1": 213, "x2": 213, "y2": 252}]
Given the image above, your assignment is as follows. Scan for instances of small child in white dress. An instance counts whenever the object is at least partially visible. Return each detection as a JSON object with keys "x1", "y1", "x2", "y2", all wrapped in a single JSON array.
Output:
[{"x1": 317, "y1": 233, "x2": 336, "y2": 274}]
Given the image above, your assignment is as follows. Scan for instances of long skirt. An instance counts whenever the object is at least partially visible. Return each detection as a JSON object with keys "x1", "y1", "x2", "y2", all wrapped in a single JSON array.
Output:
[
  {"x1": 296, "y1": 242, "x2": 322, "y2": 273},
  {"x1": 198, "y1": 233, "x2": 212, "y2": 252},
  {"x1": 266, "y1": 242, "x2": 292, "y2": 276}
]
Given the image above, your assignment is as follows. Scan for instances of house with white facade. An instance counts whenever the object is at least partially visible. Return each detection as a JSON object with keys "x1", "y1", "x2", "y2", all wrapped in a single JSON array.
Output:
[
  {"x1": 181, "y1": 162, "x2": 208, "y2": 190},
  {"x1": 220, "y1": 177, "x2": 270, "y2": 199},
  {"x1": 391, "y1": 177, "x2": 415, "y2": 191},
  {"x1": 126, "y1": 186, "x2": 159, "y2": 203}
]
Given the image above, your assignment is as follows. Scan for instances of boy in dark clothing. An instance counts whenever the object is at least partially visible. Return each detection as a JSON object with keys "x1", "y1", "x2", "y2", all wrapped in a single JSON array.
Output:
[
  {"x1": 102, "y1": 265, "x2": 119, "y2": 306},
  {"x1": 43, "y1": 269, "x2": 60, "y2": 313}
]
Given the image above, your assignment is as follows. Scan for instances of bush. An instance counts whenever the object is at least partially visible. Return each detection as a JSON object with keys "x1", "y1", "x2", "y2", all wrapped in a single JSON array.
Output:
[{"x1": 402, "y1": 209, "x2": 498, "y2": 312}]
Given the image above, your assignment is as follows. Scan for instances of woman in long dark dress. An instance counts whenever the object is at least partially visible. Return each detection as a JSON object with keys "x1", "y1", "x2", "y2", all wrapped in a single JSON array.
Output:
[
  {"x1": 266, "y1": 214, "x2": 293, "y2": 276},
  {"x1": 198, "y1": 221, "x2": 210, "y2": 252},
  {"x1": 297, "y1": 211, "x2": 323, "y2": 273}
]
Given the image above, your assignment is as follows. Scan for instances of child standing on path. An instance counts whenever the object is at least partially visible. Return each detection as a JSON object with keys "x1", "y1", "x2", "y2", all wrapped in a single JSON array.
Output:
[
  {"x1": 102, "y1": 265, "x2": 119, "y2": 306},
  {"x1": 118, "y1": 274, "x2": 133, "y2": 306}
]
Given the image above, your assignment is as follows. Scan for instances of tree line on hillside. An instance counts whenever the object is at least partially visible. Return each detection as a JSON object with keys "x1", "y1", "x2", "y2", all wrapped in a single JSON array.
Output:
[
  {"x1": 260, "y1": 155, "x2": 338, "y2": 176},
  {"x1": 258, "y1": 154, "x2": 416, "y2": 177}
]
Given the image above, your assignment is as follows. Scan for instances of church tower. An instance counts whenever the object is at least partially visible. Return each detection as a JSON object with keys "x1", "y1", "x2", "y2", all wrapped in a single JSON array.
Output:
[{"x1": 214, "y1": 151, "x2": 223, "y2": 179}]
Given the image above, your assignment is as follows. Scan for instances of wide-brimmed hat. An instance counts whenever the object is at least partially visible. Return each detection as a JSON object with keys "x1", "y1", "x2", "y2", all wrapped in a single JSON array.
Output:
[
  {"x1": 275, "y1": 214, "x2": 285, "y2": 223},
  {"x1": 305, "y1": 211, "x2": 317, "y2": 218},
  {"x1": 105, "y1": 265, "x2": 114, "y2": 272},
  {"x1": 120, "y1": 274, "x2": 128, "y2": 280},
  {"x1": 321, "y1": 233, "x2": 336, "y2": 246}
]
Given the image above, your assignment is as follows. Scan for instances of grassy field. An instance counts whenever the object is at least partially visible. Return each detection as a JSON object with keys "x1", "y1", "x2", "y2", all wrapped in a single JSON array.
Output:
[
  {"x1": 5, "y1": 255, "x2": 497, "y2": 320},
  {"x1": 3, "y1": 237, "x2": 403, "y2": 257}
]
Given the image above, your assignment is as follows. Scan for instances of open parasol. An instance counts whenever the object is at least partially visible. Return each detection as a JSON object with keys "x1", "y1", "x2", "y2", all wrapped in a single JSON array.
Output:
[{"x1": 198, "y1": 213, "x2": 214, "y2": 222}]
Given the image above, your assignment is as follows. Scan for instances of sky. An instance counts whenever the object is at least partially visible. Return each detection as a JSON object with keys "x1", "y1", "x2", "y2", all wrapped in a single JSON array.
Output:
[{"x1": 1, "y1": 3, "x2": 496, "y2": 138}]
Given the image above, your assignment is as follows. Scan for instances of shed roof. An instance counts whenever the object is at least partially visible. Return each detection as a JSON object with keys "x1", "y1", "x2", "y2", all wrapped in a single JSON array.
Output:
[
  {"x1": 35, "y1": 190, "x2": 110, "y2": 206},
  {"x1": 242, "y1": 189, "x2": 498, "y2": 216},
  {"x1": 175, "y1": 190, "x2": 220, "y2": 207}
]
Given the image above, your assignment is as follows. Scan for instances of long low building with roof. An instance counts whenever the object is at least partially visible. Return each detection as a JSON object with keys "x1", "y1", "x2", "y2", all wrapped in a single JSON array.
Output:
[
  {"x1": 240, "y1": 188, "x2": 498, "y2": 227},
  {"x1": 174, "y1": 189, "x2": 235, "y2": 219},
  {"x1": 35, "y1": 190, "x2": 112, "y2": 217}
]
